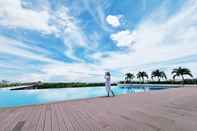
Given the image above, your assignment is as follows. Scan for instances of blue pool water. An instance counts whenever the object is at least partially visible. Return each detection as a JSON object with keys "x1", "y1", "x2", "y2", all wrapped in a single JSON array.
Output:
[{"x1": 0, "y1": 86, "x2": 164, "y2": 108}]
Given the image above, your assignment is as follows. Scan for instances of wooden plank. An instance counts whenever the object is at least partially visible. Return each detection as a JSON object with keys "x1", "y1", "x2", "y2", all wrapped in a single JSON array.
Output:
[
  {"x1": 36, "y1": 105, "x2": 47, "y2": 131},
  {"x1": 53, "y1": 103, "x2": 69, "y2": 131},
  {"x1": 9, "y1": 107, "x2": 33, "y2": 131},
  {"x1": 69, "y1": 103, "x2": 101, "y2": 130},
  {"x1": 61, "y1": 103, "x2": 89, "y2": 131},
  {"x1": 0, "y1": 109, "x2": 12, "y2": 123},
  {"x1": 21, "y1": 105, "x2": 43, "y2": 131},
  {"x1": 1, "y1": 107, "x2": 32, "y2": 131},
  {"x1": 56, "y1": 103, "x2": 75, "y2": 131},
  {"x1": 44, "y1": 104, "x2": 52, "y2": 131},
  {"x1": 77, "y1": 99, "x2": 153, "y2": 130},
  {"x1": 51, "y1": 104, "x2": 60, "y2": 131}
]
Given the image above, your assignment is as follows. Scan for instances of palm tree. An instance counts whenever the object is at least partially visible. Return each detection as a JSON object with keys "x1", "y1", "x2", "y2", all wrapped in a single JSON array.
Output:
[
  {"x1": 125, "y1": 73, "x2": 135, "y2": 83},
  {"x1": 136, "y1": 71, "x2": 148, "y2": 83},
  {"x1": 172, "y1": 67, "x2": 193, "y2": 83},
  {"x1": 151, "y1": 69, "x2": 167, "y2": 82}
]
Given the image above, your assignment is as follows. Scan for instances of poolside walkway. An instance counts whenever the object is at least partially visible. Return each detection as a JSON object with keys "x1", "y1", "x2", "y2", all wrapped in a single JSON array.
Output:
[{"x1": 0, "y1": 87, "x2": 197, "y2": 131}]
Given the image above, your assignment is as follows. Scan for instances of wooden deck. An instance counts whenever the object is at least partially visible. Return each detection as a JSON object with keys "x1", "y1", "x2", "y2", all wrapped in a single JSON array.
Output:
[{"x1": 0, "y1": 87, "x2": 197, "y2": 131}]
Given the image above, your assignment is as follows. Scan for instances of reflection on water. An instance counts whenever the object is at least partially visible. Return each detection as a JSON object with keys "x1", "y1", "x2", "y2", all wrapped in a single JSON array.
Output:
[{"x1": 0, "y1": 86, "x2": 162, "y2": 108}]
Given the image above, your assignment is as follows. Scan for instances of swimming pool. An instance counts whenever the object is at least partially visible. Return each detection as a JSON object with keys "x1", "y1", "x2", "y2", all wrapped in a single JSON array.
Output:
[{"x1": 0, "y1": 86, "x2": 165, "y2": 108}]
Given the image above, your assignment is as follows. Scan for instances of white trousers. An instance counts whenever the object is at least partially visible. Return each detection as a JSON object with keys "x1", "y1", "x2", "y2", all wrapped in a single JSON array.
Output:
[{"x1": 105, "y1": 82, "x2": 111, "y2": 93}]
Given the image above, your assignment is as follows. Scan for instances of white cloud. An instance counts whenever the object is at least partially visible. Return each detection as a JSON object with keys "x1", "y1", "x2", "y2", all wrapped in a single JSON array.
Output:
[
  {"x1": 110, "y1": 30, "x2": 136, "y2": 47},
  {"x1": 18, "y1": 62, "x2": 108, "y2": 82},
  {"x1": 0, "y1": 0, "x2": 105, "y2": 82},
  {"x1": 0, "y1": 0, "x2": 95, "y2": 61},
  {"x1": 1, "y1": 0, "x2": 197, "y2": 82},
  {"x1": 0, "y1": 36, "x2": 107, "y2": 82},
  {"x1": 50, "y1": 7, "x2": 90, "y2": 61},
  {"x1": 66, "y1": 0, "x2": 113, "y2": 32},
  {"x1": 101, "y1": 0, "x2": 197, "y2": 78},
  {"x1": 0, "y1": 0, "x2": 57, "y2": 34},
  {"x1": 0, "y1": 36, "x2": 58, "y2": 63},
  {"x1": 106, "y1": 15, "x2": 121, "y2": 27},
  {"x1": 81, "y1": 0, "x2": 113, "y2": 32}
]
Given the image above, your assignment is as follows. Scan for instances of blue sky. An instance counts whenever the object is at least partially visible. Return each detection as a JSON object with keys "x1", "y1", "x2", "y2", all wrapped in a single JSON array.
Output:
[{"x1": 0, "y1": 0, "x2": 197, "y2": 82}]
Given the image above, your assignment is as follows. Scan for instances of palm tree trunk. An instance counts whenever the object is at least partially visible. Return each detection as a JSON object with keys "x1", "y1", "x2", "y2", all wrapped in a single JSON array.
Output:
[
  {"x1": 181, "y1": 75, "x2": 185, "y2": 85},
  {"x1": 142, "y1": 77, "x2": 144, "y2": 84},
  {"x1": 158, "y1": 76, "x2": 160, "y2": 82}
]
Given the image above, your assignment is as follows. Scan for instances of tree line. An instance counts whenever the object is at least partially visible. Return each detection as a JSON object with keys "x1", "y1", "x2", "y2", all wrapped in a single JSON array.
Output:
[{"x1": 124, "y1": 67, "x2": 193, "y2": 84}]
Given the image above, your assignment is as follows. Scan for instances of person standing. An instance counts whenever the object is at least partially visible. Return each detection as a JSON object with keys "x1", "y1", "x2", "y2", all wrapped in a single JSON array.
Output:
[{"x1": 104, "y1": 72, "x2": 115, "y2": 97}]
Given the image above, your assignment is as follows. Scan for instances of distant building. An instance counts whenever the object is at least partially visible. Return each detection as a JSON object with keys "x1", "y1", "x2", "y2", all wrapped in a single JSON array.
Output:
[{"x1": 1, "y1": 80, "x2": 9, "y2": 84}]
